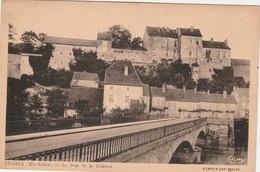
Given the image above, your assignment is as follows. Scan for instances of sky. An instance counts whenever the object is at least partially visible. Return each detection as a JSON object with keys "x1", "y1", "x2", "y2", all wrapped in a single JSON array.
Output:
[{"x1": 2, "y1": 0, "x2": 260, "y2": 59}]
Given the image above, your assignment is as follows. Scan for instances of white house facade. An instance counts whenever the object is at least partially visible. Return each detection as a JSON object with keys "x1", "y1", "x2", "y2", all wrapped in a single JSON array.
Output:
[{"x1": 103, "y1": 60, "x2": 143, "y2": 113}]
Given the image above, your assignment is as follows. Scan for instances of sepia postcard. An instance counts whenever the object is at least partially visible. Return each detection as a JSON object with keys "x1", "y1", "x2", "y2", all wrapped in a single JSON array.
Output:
[{"x1": 0, "y1": 0, "x2": 259, "y2": 172}]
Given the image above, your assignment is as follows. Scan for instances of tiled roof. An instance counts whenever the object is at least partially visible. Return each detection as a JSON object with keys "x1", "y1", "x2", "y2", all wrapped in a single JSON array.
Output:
[
  {"x1": 151, "y1": 86, "x2": 237, "y2": 104},
  {"x1": 104, "y1": 60, "x2": 143, "y2": 87},
  {"x1": 179, "y1": 28, "x2": 202, "y2": 37},
  {"x1": 143, "y1": 84, "x2": 150, "y2": 96},
  {"x1": 166, "y1": 89, "x2": 199, "y2": 102},
  {"x1": 97, "y1": 32, "x2": 112, "y2": 40},
  {"x1": 231, "y1": 59, "x2": 250, "y2": 66},
  {"x1": 146, "y1": 26, "x2": 178, "y2": 38},
  {"x1": 44, "y1": 36, "x2": 97, "y2": 47},
  {"x1": 202, "y1": 40, "x2": 231, "y2": 50},
  {"x1": 236, "y1": 88, "x2": 249, "y2": 98},
  {"x1": 150, "y1": 87, "x2": 166, "y2": 97},
  {"x1": 72, "y1": 72, "x2": 99, "y2": 81},
  {"x1": 67, "y1": 87, "x2": 103, "y2": 107},
  {"x1": 198, "y1": 92, "x2": 237, "y2": 104}
]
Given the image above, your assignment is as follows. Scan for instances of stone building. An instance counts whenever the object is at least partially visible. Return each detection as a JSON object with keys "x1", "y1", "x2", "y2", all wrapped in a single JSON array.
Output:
[
  {"x1": 198, "y1": 38, "x2": 231, "y2": 79},
  {"x1": 42, "y1": 26, "x2": 235, "y2": 80},
  {"x1": 64, "y1": 87, "x2": 103, "y2": 118},
  {"x1": 177, "y1": 27, "x2": 203, "y2": 64},
  {"x1": 232, "y1": 88, "x2": 249, "y2": 118},
  {"x1": 143, "y1": 26, "x2": 232, "y2": 80},
  {"x1": 143, "y1": 26, "x2": 179, "y2": 61},
  {"x1": 231, "y1": 59, "x2": 250, "y2": 83},
  {"x1": 8, "y1": 53, "x2": 38, "y2": 79},
  {"x1": 103, "y1": 60, "x2": 144, "y2": 113},
  {"x1": 43, "y1": 36, "x2": 97, "y2": 70},
  {"x1": 149, "y1": 85, "x2": 237, "y2": 119}
]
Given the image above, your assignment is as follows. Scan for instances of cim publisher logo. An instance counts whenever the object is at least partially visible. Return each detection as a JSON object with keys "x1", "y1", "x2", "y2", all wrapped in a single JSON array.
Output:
[{"x1": 227, "y1": 156, "x2": 247, "y2": 163}]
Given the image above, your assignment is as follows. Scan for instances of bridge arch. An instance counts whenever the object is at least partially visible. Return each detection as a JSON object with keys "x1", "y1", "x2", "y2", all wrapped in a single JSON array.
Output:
[
  {"x1": 102, "y1": 118, "x2": 207, "y2": 163},
  {"x1": 169, "y1": 141, "x2": 193, "y2": 164},
  {"x1": 195, "y1": 130, "x2": 206, "y2": 147}
]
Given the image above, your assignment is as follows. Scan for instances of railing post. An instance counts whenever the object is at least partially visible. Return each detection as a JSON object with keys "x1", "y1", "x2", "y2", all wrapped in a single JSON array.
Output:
[
  {"x1": 163, "y1": 126, "x2": 166, "y2": 136},
  {"x1": 79, "y1": 144, "x2": 83, "y2": 162}
]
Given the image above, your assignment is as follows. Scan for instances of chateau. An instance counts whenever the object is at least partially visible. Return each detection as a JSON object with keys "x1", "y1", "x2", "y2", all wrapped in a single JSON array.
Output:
[{"x1": 43, "y1": 26, "x2": 232, "y2": 80}]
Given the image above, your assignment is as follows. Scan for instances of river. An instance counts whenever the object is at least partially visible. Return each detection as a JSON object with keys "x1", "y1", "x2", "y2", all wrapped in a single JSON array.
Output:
[{"x1": 201, "y1": 147, "x2": 247, "y2": 165}]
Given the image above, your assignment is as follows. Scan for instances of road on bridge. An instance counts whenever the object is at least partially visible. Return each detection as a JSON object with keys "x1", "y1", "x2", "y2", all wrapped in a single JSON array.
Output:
[{"x1": 6, "y1": 118, "x2": 193, "y2": 159}]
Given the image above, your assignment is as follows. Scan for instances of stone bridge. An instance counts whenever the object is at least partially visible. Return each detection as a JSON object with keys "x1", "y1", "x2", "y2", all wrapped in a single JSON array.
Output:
[
  {"x1": 103, "y1": 120, "x2": 206, "y2": 163},
  {"x1": 6, "y1": 118, "x2": 207, "y2": 163}
]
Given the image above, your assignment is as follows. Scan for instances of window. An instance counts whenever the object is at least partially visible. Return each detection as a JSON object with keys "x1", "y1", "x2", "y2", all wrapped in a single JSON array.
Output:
[
  {"x1": 125, "y1": 96, "x2": 129, "y2": 103},
  {"x1": 196, "y1": 40, "x2": 199, "y2": 45},
  {"x1": 109, "y1": 95, "x2": 113, "y2": 102},
  {"x1": 189, "y1": 51, "x2": 192, "y2": 56},
  {"x1": 174, "y1": 41, "x2": 177, "y2": 47}
]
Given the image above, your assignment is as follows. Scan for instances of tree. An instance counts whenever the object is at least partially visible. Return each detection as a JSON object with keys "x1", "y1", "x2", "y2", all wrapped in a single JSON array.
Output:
[
  {"x1": 75, "y1": 100, "x2": 90, "y2": 117},
  {"x1": 20, "y1": 31, "x2": 46, "y2": 46},
  {"x1": 197, "y1": 78, "x2": 210, "y2": 92},
  {"x1": 8, "y1": 23, "x2": 17, "y2": 42},
  {"x1": 47, "y1": 89, "x2": 67, "y2": 118},
  {"x1": 33, "y1": 67, "x2": 57, "y2": 86},
  {"x1": 55, "y1": 69, "x2": 73, "y2": 88},
  {"x1": 28, "y1": 94, "x2": 43, "y2": 117},
  {"x1": 212, "y1": 67, "x2": 238, "y2": 94},
  {"x1": 6, "y1": 77, "x2": 34, "y2": 121},
  {"x1": 235, "y1": 77, "x2": 246, "y2": 88},
  {"x1": 155, "y1": 59, "x2": 171, "y2": 84},
  {"x1": 69, "y1": 48, "x2": 109, "y2": 81},
  {"x1": 8, "y1": 24, "x2": 21, "y2": 54},
  {"x1": 173, "y1": 73, "x2": 185, "y2": 88},
  {"x1": 131, "y1": 37, "x2": 143, "y2": 50},
  {"x1": 185, "y1": 79, "x2": 197, "y2": 90},
  {"x1": 108, "y1": 25, "x2": 132, "y2": 48}
]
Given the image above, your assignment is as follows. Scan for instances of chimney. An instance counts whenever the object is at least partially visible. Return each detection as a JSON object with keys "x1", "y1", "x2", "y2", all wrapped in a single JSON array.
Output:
[
  {"x1": 124, "y1": 65, "x2": 128, "y2": 76},
  {"x1": 166, "y1": 27, "x2": 170, "y2": 33},
  {"x1": 210, "y1": 38, "x2": 214, "y2": 43},
  {"x1": 183, "y1": 86, "x2": 186, "y2": 93},
  {"x1": 190, "y1": 26, "x2": 194, "y2": 31},
  {"x1": 233, "y1": 86, "x2": 237, "y2": 92},
  {"x1": 207, "y1": 89, "x2": 210, "y2": 95},
  {"x1": 194, "y1": 87, "x2": 197, "y2": 94},
  {"x1": 162, "y1": 83, "x2": 166, "y2": 92},
  {"x1": 223, "y1": 90, "x2": 227, "y2": 98},
  {"x1": 224, "y1": 39, "x2": 228, "y2": 46}
]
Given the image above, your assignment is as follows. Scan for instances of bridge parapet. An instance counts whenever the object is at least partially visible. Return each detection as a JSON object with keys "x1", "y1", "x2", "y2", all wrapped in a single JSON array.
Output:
[{"x1": 8, "y1": 118, "x2": 207, "y2": 162}]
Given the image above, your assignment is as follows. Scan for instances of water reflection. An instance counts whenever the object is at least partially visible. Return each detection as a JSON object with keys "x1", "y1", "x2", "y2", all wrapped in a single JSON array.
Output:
[{"x1": 201, "y1": 147, "x2": 247, "y2": 165}]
